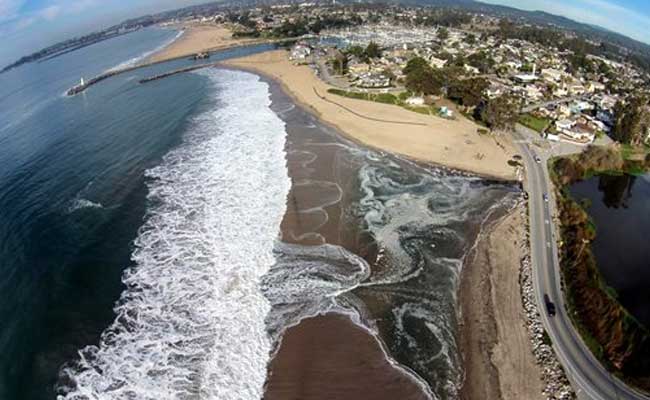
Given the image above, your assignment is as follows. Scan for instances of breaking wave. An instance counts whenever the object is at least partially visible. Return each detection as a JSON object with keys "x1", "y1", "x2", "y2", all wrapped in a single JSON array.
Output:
[
  {"x1": 57, "y1": 69, "x2": 290, "y2": 400},
  {"x1": 67, "y1": 198, "x2": 103, "y2": 213},
  {"x1": 106, "y1": 30, "x2": 184, "y2": 72}
]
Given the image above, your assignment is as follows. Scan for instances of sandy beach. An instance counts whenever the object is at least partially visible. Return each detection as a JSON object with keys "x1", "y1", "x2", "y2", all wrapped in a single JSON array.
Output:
[
  {"x1": 145, "y1": 24, "x2": 263, "y2": 64},
  {"x1": 459, "y1": 205, "x2": 544, "y2": 400},
  {"x1": 224, "y1": 50, "x2": 518, "y2": 180}
]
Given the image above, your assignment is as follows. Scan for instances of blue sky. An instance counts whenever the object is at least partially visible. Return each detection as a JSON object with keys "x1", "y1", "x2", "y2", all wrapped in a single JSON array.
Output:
[
  {"x1": 483, "y1": 0, "x2": 650, "y2": 42},
  {"x1": 1, "y1": 0, "x2": 650, "y2": 66}
]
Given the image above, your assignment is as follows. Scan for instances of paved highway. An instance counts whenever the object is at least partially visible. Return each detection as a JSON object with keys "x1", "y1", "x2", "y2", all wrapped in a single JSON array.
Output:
[{"x1": 512, "y1": 127, "x2": 650, "y2": 400}]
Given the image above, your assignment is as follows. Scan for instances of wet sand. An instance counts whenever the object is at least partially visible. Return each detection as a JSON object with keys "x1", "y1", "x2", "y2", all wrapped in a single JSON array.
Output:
[
  {"x1": 240, "y1": 65, "x2": 527, "y2": 400},
  {"x1": 459, "y1": 205, "x2": 544, "y2": 400},
  {"x1": 263, "y1": 77, "x2": 429, "y2": 400},
  {"x1": 265, "y1": 314, "x2": 429, "y2": 400}
]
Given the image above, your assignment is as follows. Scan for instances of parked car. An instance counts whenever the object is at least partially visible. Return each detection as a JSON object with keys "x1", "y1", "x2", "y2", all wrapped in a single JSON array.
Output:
[
  {"x1": 544, "y1": 294, "x2": 556, "y2": 316},
  {"x1": 543, "y1": 193, "x2": 549, "y2": 202},
  {"x1": 535, "y1": 156, "x2": 542, "y2": 163}
]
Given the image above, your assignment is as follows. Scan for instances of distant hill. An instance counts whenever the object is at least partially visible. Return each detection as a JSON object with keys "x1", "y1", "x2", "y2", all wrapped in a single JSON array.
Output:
[
  {"x1": 4, "y1": 0, "x2": 649, "y2": 73},
  {"x1": 400, "y1": 0, "x2": 650, "y2": 57}
]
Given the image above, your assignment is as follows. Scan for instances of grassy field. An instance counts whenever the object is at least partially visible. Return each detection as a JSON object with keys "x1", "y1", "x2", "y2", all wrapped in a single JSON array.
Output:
[
  {"x1": 327, "y1": 88, "x2": 443, "y2": 117},
  {"x1": 519, "y1": 113, "x2": 550, "y2": 133}
]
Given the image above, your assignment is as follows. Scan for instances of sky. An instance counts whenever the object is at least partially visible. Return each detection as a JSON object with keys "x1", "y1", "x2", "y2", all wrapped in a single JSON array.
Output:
[
  {"x1": 482, "y1": 0, "x2": 650, "y2": 42},
  {"x1": 1, "y1": 0, "x2": 650, "y2": 66}
]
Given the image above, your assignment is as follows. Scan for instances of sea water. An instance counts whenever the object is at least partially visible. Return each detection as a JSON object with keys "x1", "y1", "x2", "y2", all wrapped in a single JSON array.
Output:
[{"x1": 0, "y1": 28, "x2": 280, "y2": 400}]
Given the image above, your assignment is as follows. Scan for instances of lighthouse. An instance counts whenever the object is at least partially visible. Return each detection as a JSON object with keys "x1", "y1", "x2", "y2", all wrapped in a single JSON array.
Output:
[{"x1": 80, "y1": 77, "x2": 85, "y2": 86}]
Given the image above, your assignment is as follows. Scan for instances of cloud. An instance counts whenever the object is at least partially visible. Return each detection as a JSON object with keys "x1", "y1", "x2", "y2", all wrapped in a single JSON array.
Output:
[
  {"x1": 40, "y1": 5, "x2": 61, "y2": 20},
  {"x1": 0, "y1": 0, "x2": 25, "y2": 21},
  {"x1": 14, "y1": 14, "x2": 33, "y2": 28}
]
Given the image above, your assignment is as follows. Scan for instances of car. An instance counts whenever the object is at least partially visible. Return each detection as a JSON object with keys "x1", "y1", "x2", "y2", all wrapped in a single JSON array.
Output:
[
  {"x1": 535, "y1": 156, "x2": 542, "y2": 163},
  {"x1": 543, "y1": 193, "x2": 549, "y2": 202},
  {"x1": 544, "y1": 294, "x2": 557, "y2": 316}
]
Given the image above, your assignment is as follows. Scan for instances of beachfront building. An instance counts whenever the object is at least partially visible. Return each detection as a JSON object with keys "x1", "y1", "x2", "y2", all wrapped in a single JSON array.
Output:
[{"x1": 290, "y1": 44, "x2": 311, "y2": 62}]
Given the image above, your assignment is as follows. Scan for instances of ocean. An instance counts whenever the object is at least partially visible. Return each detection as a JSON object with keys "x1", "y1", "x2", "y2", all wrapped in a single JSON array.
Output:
[
  {"x1": 0, "y1": 27, "x2": 519, "y2": 400},
  {"x1": 0, "y1": 28, "x2": 279, "y2": 399}
]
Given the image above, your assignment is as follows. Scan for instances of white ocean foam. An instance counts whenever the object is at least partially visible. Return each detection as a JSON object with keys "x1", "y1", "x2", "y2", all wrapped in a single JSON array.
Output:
[
  {"x1": 58, "y1": 69, "x2": 290, "y2": 400},
  {"x1": 67, "y1": 198, "x2": 104, "y2": 213},
  {"x1": 106, "y1": 30, "x2": 185, "y2": 72}
]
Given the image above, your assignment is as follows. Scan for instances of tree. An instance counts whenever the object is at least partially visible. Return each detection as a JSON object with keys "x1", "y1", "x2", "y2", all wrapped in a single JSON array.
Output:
[
  {"x1": 365, "y1": 41, "x2": 382, "y2": 59},
  {"x1": 448, "y1": 78, "x2": 488, "y2": 108},
  {"x1": 403, "y1": 57, "x2": 444, "y2": 96},
  {"x1": 403, "y1": 57, "x2": 430, "y2": 75},
  {"x1": 467, "y1": 51, "x2": 494, "y2": 73},
  {"x1": 331, "y1": 53, "x2": 348, "y2": 75},
  {"x1": 612, "y1": 96, "x2": 650, "y2": 145},
  {"x1": 346, "y1": 45, "x2": 367, "y2": 62},
  {"x1": 465, "y1": 33, "x2": 476, "y2": 45},
  {"x1": 437, "y1": 27, "x2": 449, "y2": 41},
  {"x1": 479, "y1": 95, "x2": 521, "y2": 131},
  {"x1": 406, "y1": 68, "x2": 444, "y2": 96}
]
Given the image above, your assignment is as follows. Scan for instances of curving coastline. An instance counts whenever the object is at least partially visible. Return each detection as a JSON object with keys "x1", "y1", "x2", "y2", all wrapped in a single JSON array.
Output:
[{"x1": 223, "y1": 50, "x2": 520, "y2": 181}]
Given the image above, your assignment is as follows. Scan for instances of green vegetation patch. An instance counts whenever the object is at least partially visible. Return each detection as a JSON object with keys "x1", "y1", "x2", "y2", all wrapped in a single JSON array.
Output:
[
  {"x1": 327, "y1": 89, "x2": 446, "y2": 117},
  {"x1": 519, "y1": 113, "x2": 550, "y2": 133}
]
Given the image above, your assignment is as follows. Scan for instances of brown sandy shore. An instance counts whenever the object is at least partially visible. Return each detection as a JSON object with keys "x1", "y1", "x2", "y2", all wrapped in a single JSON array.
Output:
[
  {"x1": 459, "y1": 205, "x2": 544, "y2": 400},
  {"x1": 145, "y1": 24, "x2": 264, "y2": 64},
  {"x1": 220, "y1": 50, "x2": 543, "y2": 398},
  {"x1": 219, "y1": 49, "x2": 541, "y2": 398},
  {"x1": 223, "y1": 50, "x2": 519, "y2": 181},
  {"x1": 263, "y1": 77, "x2": 432, "y2": 400}
]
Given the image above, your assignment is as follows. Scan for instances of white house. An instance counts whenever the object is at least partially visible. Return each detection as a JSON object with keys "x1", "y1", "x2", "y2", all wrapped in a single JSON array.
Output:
[
  {"x1": 429, "y1": 56, "x2": 448, "y2": 69},
  {"x1": 405, "y1": 96, "x2": 425, "y2": 106},
  {"x1": 556, "y1": 119, "x2": 575, "y2": 131},
  {"x1": 290, "y1": 44, "x2": 311, "y2": 61}
]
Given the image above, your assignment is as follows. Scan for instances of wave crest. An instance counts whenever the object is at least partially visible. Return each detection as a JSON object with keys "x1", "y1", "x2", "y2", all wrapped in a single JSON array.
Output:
[{"x1": 58, "y1": 69, "x2": 290, "y2": 400}]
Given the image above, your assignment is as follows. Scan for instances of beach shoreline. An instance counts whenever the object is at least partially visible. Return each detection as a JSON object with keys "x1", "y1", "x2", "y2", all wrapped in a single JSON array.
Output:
[
  {"x1": 459, "y1": 203, "x2": 544, "y2": 400},
  {"x1": 217, "y1": 49, "x2": 538, "y2": 399},
  {"x1": 144, "y1": 24, "x2": 260, "y2": 64},
  {"x1": 260, "y1": 74, "x2": 435, "y2": 400},
  {"x1": 223, "y1": 50, "x2": 519, "y2": 181}
]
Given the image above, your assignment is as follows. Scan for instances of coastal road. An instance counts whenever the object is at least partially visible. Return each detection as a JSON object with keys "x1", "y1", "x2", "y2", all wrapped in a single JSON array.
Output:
[{"x1": 512, "y1": 126, "x2": 650, "y2": 400}]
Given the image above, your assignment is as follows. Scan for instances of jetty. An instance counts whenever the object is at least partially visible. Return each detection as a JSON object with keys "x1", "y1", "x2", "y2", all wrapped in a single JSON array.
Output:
[
  {"x1": 66, "y1": 64, "x2": 145, "y2": 95},
  {"x1": 138, "y1": 62, "x2": 221, "y2": 83},
  {"x1": 64, "y1": 35, "x2": 311, "y2": 96}
]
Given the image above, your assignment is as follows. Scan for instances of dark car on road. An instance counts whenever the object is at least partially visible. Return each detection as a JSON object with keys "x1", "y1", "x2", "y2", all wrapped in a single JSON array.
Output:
[{"x1": 544, "y1": 294, "x2": 557, "y2": 316}]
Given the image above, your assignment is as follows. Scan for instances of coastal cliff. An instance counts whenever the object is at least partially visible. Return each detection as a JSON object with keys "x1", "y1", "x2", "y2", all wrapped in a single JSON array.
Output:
[{"x1": 551, "y1": 146, "x2": 650, "y2": 391}]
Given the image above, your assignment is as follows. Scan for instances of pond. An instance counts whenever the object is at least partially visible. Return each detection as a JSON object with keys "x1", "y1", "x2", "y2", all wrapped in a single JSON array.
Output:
[{"x1": 570, "y1": 173, "x2": 650, "y2": 328}]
